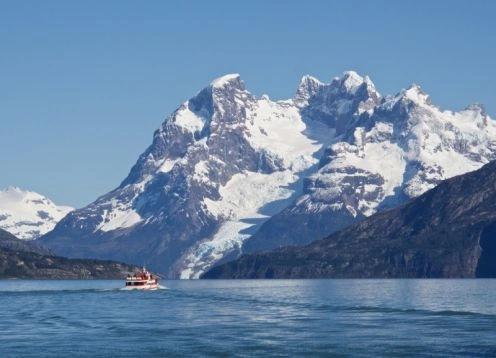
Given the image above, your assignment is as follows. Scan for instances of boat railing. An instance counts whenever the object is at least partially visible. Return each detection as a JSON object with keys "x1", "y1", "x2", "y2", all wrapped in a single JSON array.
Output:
[{"x1": 126, "y1": 275, "x2": 153, "y2": 281}]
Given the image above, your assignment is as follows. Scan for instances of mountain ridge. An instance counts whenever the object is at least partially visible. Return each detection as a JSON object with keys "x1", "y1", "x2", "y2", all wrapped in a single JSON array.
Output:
[
  {"x1": 40, "y1": 71, "x2": 496, "y2": 278},
  {"x1": 0, "y1": 228, "x2": 138, "y2": 279}
]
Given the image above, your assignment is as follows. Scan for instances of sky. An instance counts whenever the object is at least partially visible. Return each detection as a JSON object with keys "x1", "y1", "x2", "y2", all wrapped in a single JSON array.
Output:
[{"x1": 1, "y1": 0, "x2": 495, "y2": 208}]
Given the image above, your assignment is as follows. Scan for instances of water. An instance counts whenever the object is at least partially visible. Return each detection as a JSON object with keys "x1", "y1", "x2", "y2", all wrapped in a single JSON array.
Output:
[{"x1": 0, "y1": 279, "x2": 495, "y2": 357}]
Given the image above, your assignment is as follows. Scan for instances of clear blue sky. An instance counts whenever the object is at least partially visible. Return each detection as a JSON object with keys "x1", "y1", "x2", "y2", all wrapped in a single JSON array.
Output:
[{"x1": 1, "y1": 0, "x2": 495, "y2": 208}]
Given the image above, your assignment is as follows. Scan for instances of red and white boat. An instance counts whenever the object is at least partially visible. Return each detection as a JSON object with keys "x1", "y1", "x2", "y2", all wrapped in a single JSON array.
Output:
[{"x1": 123, "y1": 267, "x2": 159, "y2": 290}]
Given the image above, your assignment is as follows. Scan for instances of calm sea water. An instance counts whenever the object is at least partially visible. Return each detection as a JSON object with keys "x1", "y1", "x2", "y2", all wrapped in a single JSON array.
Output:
[{"x1": 0, "y1": 279, "x2": 495, "y2": 357}]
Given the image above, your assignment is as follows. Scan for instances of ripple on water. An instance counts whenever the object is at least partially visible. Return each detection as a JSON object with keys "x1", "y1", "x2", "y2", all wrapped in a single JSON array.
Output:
[{"x1": 0, "y1": 279, "x2": 495, "y2": 357}]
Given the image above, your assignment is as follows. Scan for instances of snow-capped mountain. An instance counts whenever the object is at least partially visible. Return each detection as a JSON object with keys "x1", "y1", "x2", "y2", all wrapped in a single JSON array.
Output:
[
  {"x1": 41, "y1": 74, "x2": 341, "y2": 277},
  {"x1": 244, "y1": 82, "x2": 496, "y2": 253},
  {"x1": 0, "y1": 187, "x2": 73, "y2": 240},
  {"x1": 40, "y1": 71, "x2": 496, "y2": 278}
]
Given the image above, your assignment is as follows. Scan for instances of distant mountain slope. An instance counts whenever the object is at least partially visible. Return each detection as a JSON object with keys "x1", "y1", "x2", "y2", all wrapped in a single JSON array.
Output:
[
  {"x1": 202, "y1": 161, "x2": 496, "y2": 279},
  {"x1": 0, "y1": 227, "x2": 51, "y2": 255},
  {"x1": 0, "y1": 228, "x2": 137, "y2": 279},
  {"x1": 40, "y1": 71, "x2": 496, "y2": 278},
  {"x1": 0, "y1": 187, "x2": 73, "y2": 240}
]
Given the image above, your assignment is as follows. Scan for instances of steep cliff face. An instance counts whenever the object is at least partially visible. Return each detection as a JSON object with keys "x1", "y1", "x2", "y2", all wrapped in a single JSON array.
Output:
[
  {"x1": 40, "y1": 71, "x2": 496, "y2": 278},
  {"x1": 203, "y1": 161, "x2": 496, "y2": 279}
]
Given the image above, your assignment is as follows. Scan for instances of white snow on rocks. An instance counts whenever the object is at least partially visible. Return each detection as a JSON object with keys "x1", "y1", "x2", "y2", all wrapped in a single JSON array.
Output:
[
  {"x1": 0, "y1": 187, "x2": 73, "y2": 240},
  {"x1": 179, "y1": 95, "x2": 336, "y2": 278},
  {"x1": 210, "y1": 73, "x2": 241, "y2": 88},
  {"x1": 173, "y1": 102, "x2": 207, "y2": 133},
  {"x1": 158, "y1": 158, "x2": 180, "y2": 173},
  {"x1": 300, "y1": 84, "x2": 496, "y2": 219},
  {"x1": 97, "y1": 204, "x2": 143, "y2": 232},
  {"x1": 245, "y1": 97, "x2": 335, "y2": 171}
]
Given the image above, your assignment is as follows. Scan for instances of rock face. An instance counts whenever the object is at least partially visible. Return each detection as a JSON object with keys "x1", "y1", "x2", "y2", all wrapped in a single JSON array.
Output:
[
  {"x1": 0, "y1": 187, "x2": 73, "y2": 240},
  {"x1": 202, "y1": 161, "x2": 496, "y2": 279},
  {"x1": 40, "y1": 71, "x2": 496, "y2": 278},
  {"x1": 0, "y1": 228, "x2": 138, "y2": 279}
]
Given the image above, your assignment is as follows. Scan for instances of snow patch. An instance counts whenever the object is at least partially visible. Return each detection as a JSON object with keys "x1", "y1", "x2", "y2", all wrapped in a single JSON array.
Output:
[
  {"x1": 97, "y1": 206, "x2": 143, "y2": 232},
  {"x1": 95, "y1": 176, "x2": 152, "y2": 233},
  {"x1": 204, "y1": 171, "x2": 296, "y2": 220},
  {"x1": 192, "y1": 161, "x2": 210, "y2": 183},
  {"x1": 245, "y1": 98, "x2": 335, "y2": 171},
  {"x1": 174, "y1": 103, "x2": 206, "y2": 133},
  {"x1": 158, "y1": 158, "x2": 180, "y2": 173}
]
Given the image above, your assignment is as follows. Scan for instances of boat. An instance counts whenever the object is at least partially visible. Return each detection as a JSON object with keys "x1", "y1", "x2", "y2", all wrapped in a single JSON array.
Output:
[{"x1": 123, "y1": 266, "x2": 159, "y2": 290}]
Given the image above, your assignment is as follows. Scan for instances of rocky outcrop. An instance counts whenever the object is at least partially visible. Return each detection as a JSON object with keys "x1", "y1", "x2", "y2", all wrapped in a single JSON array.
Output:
[{"x1": 202, "y1": 161, "x2": 496, "y2": 279}]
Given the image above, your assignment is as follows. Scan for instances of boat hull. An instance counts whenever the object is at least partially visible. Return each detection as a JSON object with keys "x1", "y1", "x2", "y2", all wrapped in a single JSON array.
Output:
[{"x1": 121, "y1": 283, "x2": 159, "y2": 291}]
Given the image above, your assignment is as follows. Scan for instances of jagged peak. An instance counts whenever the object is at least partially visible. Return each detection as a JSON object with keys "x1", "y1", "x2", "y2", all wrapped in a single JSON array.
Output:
[
  {"x1": 162, "y1": 73, "x2": 252, "y2": 137},
  {"x1": 210, "y1": 73, "x2": 244, "y2": 90},
  {"x1": 294, "y1": 71, "x2": 380, "y2": 108},
  {"x1": 294, "y1": 75, "x2": 324, "y2": 106},
  {"x1": 465, "y1": 102, "x2": 487, "y2": 115},
  {"x1": 341, "y1": 71, "x2": 366, "y2": 90},
  {"x1": 299, "y1": 74, "x2": 324, "y2": 87},
  {"x1": 398, "y1": 84, "x2": 431, "y2": 105},
  {"x1": 463, "y1": 103, "x2": 491, "y2": 128},
  {"x1": 333, "y1": 71, "x2": 378, "y2": 96}
]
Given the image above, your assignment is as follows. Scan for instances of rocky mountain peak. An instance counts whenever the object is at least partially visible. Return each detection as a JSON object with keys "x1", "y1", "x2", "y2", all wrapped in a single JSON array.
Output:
[
  {"x1": 210, "y1": 73, "x2": 243, "y2": 89},
  {"x1": 209, "y1": 74, "x2": 247, "y2": 102},
  {"x1": 294, "y1": 75, "x2": 325, "y2": 107},
  {"x1": 329, "y1": 71, "x2": 378, "y2": 98},
  {"x1": 401, "y1": 84, "x2": 431, "y2": 105},
  {"x1": 295, "y1": 71, "x2": 380, "y2": 134},
  {"x1": 465, "y1": 103, "x2": 487, "y2": 118},
  {"x1": 340, "y1": 71, "x2": 369, "y2": 93}
]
